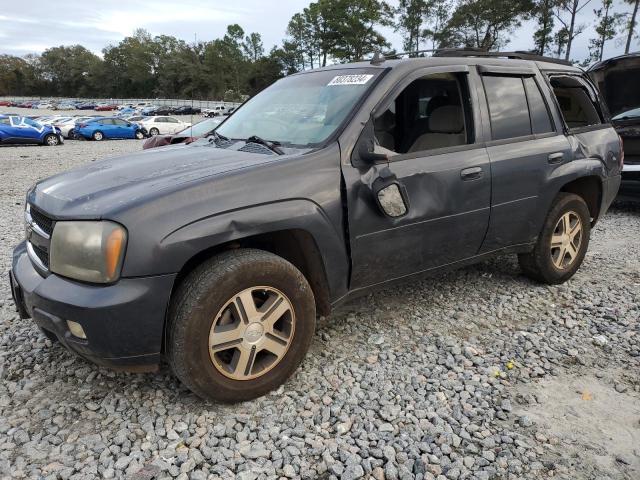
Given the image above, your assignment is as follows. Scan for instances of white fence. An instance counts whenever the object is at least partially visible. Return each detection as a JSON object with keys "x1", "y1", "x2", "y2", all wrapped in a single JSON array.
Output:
[{"x1": 0, "y1": 97, "x2": 242, "y2": 109}]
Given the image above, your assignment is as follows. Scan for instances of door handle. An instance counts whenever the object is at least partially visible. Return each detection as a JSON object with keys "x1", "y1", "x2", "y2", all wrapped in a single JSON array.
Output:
[
  {"x1": 548, "y1": 152, "x2": 564, "y2": 164},
  {"x1": 460, "y1": 166, "x2": 483, "y2": 180}
]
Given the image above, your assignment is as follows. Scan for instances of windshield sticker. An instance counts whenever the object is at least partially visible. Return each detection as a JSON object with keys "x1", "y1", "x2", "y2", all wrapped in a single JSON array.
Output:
[{"x1": 328, "y1": 74, "x2": 374, "y2": 86}]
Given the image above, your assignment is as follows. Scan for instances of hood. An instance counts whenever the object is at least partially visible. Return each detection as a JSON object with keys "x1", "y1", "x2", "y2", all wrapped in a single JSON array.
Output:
[
  {"x1": 29, "y1": 143, "x2": 281, "y2": 218},
  {"x1": 588, "y1": 53, "x2": 640, "y2": 121}
]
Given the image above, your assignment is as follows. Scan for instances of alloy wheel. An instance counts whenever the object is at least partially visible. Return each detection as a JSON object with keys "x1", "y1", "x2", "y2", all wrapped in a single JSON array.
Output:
[
  {"x1": 550, "y1": 211, "x2": 583, "y2": 270},
  {"x1": 208, "y1": 286, "x2": 295, "y2": 380}
]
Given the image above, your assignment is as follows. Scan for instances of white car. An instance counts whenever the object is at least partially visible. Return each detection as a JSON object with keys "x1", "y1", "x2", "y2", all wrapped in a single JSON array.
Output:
[
  {"x1": 57, "y1": 116, "x2": 95, "y2": 139},
  {"x1": 203, "y1": 105, "x2": 230, "y2": 117},
  {"x1": 139, "y1": 116, "x2": 191, "y2": 136}
]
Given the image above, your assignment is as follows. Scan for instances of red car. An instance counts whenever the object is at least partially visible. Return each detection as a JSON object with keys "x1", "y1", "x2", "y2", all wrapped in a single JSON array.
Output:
[
  {"x1": 0, "y1": 101, "x2": 12, "y2": 107},
  {"x1": 95, "y1": 104, "x2": 118, "y2": 111}
]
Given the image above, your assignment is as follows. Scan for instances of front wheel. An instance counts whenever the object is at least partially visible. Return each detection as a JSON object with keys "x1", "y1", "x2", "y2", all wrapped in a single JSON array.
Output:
[
  {"x1": 43, "y1": 134, "x2": 59, "y2": 146},
  {"x1": 92, "y1": 131, "x2": 104, "y2": 141},
  {"x1": 134, "y1": 130, "x2": 144, "y2": 140},
  {"x1": 519, "y1": 193, "x2": 591, "y2": 284},
  {"x1": 168, "y1": 249, "x2": 316, "y2": 402}
]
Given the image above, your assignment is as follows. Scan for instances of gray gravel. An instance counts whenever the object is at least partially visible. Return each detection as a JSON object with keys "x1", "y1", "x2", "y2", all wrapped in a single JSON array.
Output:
[{"x1": 0, "y1": 140, "x2": 639, "y2": 480}]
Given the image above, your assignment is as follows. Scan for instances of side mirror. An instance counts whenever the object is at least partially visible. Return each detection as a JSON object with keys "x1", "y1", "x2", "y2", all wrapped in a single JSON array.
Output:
[{"x1": 375, "y1": 181, "x2": 409, "y2": 218}]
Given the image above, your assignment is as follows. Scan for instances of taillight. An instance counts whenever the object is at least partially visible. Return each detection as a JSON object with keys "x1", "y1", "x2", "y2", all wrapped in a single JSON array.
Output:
[{"x1": 618, "y1": 135, "x2": 624, "y2": 169}]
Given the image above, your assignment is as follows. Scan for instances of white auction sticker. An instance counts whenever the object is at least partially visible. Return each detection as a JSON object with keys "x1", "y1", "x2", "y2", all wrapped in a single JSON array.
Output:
[{"x1": 328, "y1": 74, "x2": 374, "y2": 86}]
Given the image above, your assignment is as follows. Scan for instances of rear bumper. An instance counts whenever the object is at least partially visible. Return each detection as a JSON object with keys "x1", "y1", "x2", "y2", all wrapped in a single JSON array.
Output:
[
  {"x1": 599, "y1": 174, "x2": 622, "y2": 219},
  {"x1": 10, "y1": 241, "x2": 176, "y2": 368}
]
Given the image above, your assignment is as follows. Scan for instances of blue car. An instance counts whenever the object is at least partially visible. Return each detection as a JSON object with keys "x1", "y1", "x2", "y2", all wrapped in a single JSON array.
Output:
[
  {"x1": 0, "y1": 115, "x2": 63, "y2": 146},
  {"x1": 75, "y1": 117, "x2": 146, "y2": 141}
]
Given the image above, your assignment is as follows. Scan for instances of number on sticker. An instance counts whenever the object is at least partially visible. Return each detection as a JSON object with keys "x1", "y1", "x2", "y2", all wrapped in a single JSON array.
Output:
[{"x1": 328, "y1": 75, "x2": 374, "y2": 86}]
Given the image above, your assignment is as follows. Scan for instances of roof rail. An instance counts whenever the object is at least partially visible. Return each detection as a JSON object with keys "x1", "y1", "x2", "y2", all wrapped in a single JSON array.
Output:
[{"x1": 432, "y1": 48, "x2": 573, "y2": 66}]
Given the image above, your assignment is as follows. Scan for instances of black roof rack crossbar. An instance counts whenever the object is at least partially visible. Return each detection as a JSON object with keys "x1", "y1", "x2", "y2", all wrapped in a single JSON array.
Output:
[{"x1": 432, "y1": 48, "x2": 573, "y2": 66}]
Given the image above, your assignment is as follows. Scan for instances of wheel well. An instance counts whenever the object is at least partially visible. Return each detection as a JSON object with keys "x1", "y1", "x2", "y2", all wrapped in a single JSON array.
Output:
[
  {"x1": 559, "y1": 176, "x2": 602, "y2": 223},
  {"x1": 172, "y1": 229, "x2": 332, "y2": 317}
]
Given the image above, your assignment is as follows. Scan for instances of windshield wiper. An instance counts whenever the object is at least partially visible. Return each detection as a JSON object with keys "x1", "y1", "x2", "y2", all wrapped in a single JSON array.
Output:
[{"x1": 245, "y1": 135, "x2": 284, "y2": 155}]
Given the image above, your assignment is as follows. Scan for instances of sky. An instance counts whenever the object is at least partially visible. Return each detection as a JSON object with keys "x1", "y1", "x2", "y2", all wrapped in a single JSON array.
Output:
[{"x1": 0, "y1": 0, "x2": 637, "y2": 63}]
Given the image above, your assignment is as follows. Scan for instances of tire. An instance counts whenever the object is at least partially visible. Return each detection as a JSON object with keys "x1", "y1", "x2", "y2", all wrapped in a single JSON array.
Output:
[
  {"x1": 67, "y1": 128, "x2": 75, "y2": 139},
  {"x1": 149, "y1": 128, "x2": 159, "y2": 136},
  {"x1": 519, "y1": 193, "x2": 591, "y2": 284},
  {"x1": 168, "y1": 248, "x2": 316, "y2": 402},
  {"x1": 92, "y1": 131, "x2": 104, "y2": 141},
  {"x1": 43, "y1": 134, "x2": 59, "y2": 146},
  {"x1": 134, "y1": 130, "x2": 144, "y2": 140}
]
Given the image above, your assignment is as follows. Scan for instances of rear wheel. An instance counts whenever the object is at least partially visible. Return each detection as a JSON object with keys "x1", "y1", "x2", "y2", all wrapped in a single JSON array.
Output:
[
  {"x1": 519, "y1": 193, "x2": 591, "y2": 284},
  {"x1": 134, "y1": 130, "x2": 144, "y2": 140},
  {"x1": 149, "y1": 127, "x2": 159, "y2": 136},
  {"x1": 43, "y1": 134, "x2": 59, "y2": 146},
  {"x1": 92, "y1": 131, "x2": 104, "y2": 141},
  {"x1": 67, "y1": 128, "x2": 75, "y2": 139},
  {"x1": 168, "y1": 249, "x2": 316, "y2": 402}
]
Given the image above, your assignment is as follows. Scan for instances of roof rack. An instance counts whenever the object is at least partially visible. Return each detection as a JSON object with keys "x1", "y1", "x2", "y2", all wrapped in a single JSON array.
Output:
[{"x1": 432, "y1": 48, "x2": 573, "y2": 66}]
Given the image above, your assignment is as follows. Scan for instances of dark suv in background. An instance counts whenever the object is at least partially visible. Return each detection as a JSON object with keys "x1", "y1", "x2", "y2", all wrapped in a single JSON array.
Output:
[
  {"x1": 10, "y1": 51, "x2": 621, "y2": 402},
  {"x1": 588, "y1": 52, "x2": 640, "y2": 181}
]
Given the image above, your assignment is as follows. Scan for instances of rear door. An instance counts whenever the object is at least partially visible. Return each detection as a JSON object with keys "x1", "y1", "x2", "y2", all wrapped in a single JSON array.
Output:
[{"x1": 478, "y1": 66, "x2": 573, "y2": 252}]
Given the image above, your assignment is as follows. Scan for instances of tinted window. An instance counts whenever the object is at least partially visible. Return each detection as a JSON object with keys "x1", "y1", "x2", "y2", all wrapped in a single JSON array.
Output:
[
  {"x1": 483, "y1": 76, "x2": 531, "y2": 140},
  {"x1": 166, "y1": 117, "x2": 179, "y2": 123},
  {"x1": 550, "y1": 76, "x2": 602, "y2": 129},
  {"x1": 113, "y1": 119, "x2": 127, "y2": 125},
  {"x1": 524, "y1": 77, "x2": 554, "y2": 134},
  {"x1": 372, "y1": 72, "x2": 472, "y2": 155}
]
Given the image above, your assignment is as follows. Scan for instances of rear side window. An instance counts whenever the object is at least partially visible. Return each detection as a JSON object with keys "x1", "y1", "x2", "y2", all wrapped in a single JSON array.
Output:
[
  {"x1": 483, "y1": 76, "x2": 531, "y2": 140},
  {"x1": 523, "y1": 77, "x2": 554, "y2": 134},
  {"x1": 550, "y1": 75, "x2": 602, "y2": 129}
]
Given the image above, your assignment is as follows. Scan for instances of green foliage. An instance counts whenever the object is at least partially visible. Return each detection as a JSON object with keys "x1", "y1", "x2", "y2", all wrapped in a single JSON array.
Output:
[
  {"x1": 533, "y1": 0, "x2": 559, "y2": 55},
  {"x1": 0, "y1": 26, "x2": 285, "y2": 99},
  {"x1": 441, "y1": 0, "x2": 535, "y2": 50},
  {"x1": 585, "y1": 0, "x2": 625, "y2": 64}
]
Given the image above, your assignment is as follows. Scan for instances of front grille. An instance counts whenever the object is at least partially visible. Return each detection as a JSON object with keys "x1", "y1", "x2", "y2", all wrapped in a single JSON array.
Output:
[
  {"x1": 30, "y1": 206, "x2": 54, "y2": 236},
  {"x1": 31, "y1": 244, "x2": 50, "y2": 269}
]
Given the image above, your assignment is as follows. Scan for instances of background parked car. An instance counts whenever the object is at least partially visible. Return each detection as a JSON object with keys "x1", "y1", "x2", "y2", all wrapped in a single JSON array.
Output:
[
  {"x1": 172, "y1": 105, "x2": 201, "y2": 115},
  {"x1": 203, "y1": 105, "x2": 229, "y2": 117},
  {"x1": 153, "y1": 106, "x2": 178, "y2": 115},
  {"x1": 139, "y1": 116, "x2": 191, "y2": 136},
  {"x1": 0, "y1": 114, "x2": 63, "y2": 146},
  {"x1": 143, "y1": 117, "x2": 223, "y2": 149},
  {"x1": 588, "y1": 53, "x2": 640, "y2": 181},
  {"x1": 56, "y1": 116, "x2": 97, "y2": 139},
  {"x1": 75, "y1": 117, "x2": 146, "y2": 141},
  {"x1": 95, "y1": 103, "x2": 118, "y2": 111}
]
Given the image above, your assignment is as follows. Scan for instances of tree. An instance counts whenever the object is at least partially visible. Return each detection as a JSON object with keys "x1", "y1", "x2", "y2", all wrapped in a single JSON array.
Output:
[
  {"x1": 442, "y1": 0, "x2": 535, "y2": 50},
  {"x1": 243, "y1": 33, "x2": 265, "y2": 62},
  {"x1": 586, "y1": 0, "x2": 624, "y2": 63},
  {"x1": 625, "y1": 0, "x2": 639, "y2": 53},
  {"x1": 554, "y1": 0, "x2": 592, "y2": 61},
  {"x1": 424, "y1": 0, "x2": 453, "y2": 49},
  {"x1": 395, "y1": 0, "x2": 432, "y2": 54},
  {"x1": 533, "y1": 0, "x2": 558, "y2": 55}
]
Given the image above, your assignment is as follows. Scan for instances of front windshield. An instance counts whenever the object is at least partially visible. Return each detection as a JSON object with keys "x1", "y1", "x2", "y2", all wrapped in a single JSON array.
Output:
[
  {"x1": 216, "y1": 68, "x2": 381, "y2": 147},
  {"x1": 178, "y1": 118, "x2": 221, "y2": 136}
]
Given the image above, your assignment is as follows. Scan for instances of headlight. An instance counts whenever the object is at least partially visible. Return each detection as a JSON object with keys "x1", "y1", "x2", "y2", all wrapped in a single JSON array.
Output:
[{"x1": 50, "y1": 221, "x2": 127, "y2": 283}]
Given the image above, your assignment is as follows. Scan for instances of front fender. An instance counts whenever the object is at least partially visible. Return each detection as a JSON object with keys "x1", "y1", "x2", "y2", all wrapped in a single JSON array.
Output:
[{"x1": 154, "y1": 199, "x2": 349, "y2": 299}]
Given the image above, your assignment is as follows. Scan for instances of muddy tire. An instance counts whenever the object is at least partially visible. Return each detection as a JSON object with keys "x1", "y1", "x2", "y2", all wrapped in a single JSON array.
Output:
[
  {"x1": 168, "y1": 248, "x2": 316, "y2": 402},
  {"x1": 519, "y1": 193, "x2": 591, "y2": 284}
]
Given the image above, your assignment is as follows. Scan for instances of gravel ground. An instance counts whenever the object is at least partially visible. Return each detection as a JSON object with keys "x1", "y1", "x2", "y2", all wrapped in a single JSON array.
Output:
[{"x1": 0, "y1": 140, "x2": 639, "y2": 480}]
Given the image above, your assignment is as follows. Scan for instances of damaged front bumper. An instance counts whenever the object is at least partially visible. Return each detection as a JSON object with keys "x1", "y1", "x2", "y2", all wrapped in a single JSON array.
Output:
[{"x1": 10, "y1": 241, "x2": 176, "y2": 369}]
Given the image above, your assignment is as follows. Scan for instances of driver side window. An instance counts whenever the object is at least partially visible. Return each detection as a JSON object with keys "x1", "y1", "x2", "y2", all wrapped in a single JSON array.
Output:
[{"x1": 373, "y1": 72, "x2": 473, "y2": 156}]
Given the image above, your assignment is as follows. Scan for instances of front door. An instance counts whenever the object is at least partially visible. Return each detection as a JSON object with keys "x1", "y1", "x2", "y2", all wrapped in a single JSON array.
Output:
[{"x1": 343, "y1": 67, "x2": 491, "y2": 289}]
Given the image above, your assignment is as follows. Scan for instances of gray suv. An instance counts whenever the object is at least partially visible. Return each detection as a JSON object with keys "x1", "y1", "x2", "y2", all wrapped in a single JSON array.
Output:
[{"x1": 10, "y1": 52, "x2": 622, "y2": 402}]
